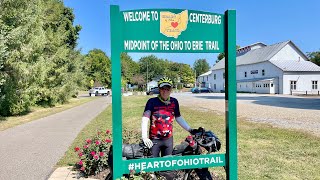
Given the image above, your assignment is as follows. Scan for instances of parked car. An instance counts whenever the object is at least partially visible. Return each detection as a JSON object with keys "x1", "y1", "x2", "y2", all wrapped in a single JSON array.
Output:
[
  {"x1": 89, "y1": 87, "x2": 109, "y2": 96},
  {"x1": 191, "y1": 87, "x2": 213, "y2": 93},
  {"x1": 146, "y1": 87, "x2": 160, "y2": 95}
]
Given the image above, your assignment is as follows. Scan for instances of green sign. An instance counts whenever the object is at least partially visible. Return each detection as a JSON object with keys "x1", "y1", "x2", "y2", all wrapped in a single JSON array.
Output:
[
  {"x1": 110, "y1": 5, "x2": 237, "y2": 180},
  {"x1": 124, "y1": 154, "x2": 225, "y2": 173},
  {"x1": 121, "y1": 9, "x2": 224, "y2": 53}
]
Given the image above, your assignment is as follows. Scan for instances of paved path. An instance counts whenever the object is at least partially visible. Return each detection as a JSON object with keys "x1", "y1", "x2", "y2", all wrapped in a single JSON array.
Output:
[{"x1": 0, "y1": 96, "x2": 111, "y2": 180}]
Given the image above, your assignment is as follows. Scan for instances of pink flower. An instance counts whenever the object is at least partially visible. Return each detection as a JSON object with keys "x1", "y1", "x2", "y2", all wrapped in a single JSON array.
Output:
[
  {"x1": 78, "y1": 152, "x2": 83, "y2": 157},
  {"x1": 105, "y1": 139, "x2": 112, "y2": 143},
  {"x1": 95, "y1": 140, "x2": 101, "y2": 145},
  {"x1": 74, "y1": 147, "x2": 80, "y2": 152},
  {"x1": 83, "y1": 145, "x2": 89, "y2": 149},
  {"x1": 106, "y1": 129, "x2": 111, "y2": 134},
  {"x1": 90, "y1": 151, "x2": 96, "y2": 156},
  {"x1": 86, "y1": 139, "x2": 92, "y2": 144},
  {"x1": 78, "y1": 160, "x2": 83, "y2": 166},
  {"x1": 99, "y1": 152, "x2": 104, "y2": 157},
  {"x1": 80, "y1": 166, "x2": 85, "y2": 171},
  {"x1": 93, "y1": 154, "x2": 99, "y2": 160}
]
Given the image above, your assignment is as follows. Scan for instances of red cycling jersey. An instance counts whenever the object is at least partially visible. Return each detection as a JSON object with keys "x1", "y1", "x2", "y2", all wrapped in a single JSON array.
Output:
[{"x1": 143, "y1": 96, "x2": 181, "y2": 139}]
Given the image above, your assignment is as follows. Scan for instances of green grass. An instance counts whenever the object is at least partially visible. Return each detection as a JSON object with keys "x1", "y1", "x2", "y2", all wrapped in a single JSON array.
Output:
[
  {"x1": 0, "y1": 96, "x2": 98, "y2": 131},
  {"x1": 58, "y1": 96, "x2": 320, "y2": 180}
]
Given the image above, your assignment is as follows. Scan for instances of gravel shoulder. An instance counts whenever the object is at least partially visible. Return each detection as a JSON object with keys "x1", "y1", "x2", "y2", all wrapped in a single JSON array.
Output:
[{"x1": 173, "y1": 93, "x2": 320, "y2": 137}]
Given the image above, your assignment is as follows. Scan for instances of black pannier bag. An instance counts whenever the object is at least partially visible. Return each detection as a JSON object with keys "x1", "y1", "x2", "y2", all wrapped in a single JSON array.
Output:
[
  {"x1": 157, "y1": 170, "x2": 180, "y2": 179},
  {"x1": 108, "y1": 143, "x2": 149, "y2": 169},
  {"x1": 122, "y1": 143, "x2": 148, "y2": 159},
  {"x1": 172, "y1": 142, "x2": 189, "y2": 155}
]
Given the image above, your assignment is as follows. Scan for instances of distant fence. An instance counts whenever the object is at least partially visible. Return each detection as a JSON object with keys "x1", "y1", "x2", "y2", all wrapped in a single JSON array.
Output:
[{"x1": 291, "y1": 90, "x2": 320, "y2": 96}]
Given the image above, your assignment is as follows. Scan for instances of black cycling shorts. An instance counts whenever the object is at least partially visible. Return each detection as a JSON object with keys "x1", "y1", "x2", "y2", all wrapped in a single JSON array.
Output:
[{"x1": 151, "y1": 137, "x2": 173, "y2": 157}]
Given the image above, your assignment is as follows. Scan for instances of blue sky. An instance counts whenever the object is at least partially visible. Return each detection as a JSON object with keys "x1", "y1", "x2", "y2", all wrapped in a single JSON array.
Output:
[{"x1": 64, "y1": 0, "x2": 320, "y2": 66}]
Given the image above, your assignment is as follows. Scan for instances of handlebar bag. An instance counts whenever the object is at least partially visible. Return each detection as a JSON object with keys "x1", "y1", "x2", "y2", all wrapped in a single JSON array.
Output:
[{"x1": 203, "y1": 131, "x2": 221, "y2": 152}]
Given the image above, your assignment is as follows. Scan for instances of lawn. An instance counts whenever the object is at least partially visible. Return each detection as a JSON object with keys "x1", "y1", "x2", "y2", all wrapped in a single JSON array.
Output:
[
  {"x1": 0, "y1": 96, "x2": 98, "y2": 131},
  {"x1": 58, "y1": 96, "x2": 320, "y2": 180}
]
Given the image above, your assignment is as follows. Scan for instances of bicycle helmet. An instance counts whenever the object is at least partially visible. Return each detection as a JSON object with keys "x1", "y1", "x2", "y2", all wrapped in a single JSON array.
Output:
[{"x1": 158, "y1": 77, "x2": 173, "y2": 88}]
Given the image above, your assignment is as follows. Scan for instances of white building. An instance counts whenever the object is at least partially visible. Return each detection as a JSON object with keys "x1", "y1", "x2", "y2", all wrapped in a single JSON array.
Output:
[
  {"x1": 147, "y1": 80, "x2": 158, "y2": 91},
  {"x1": 198, "y1": 40, "x2": 320, "y2": 94},
  {"x1": 197, "y1": 71, "x2": 212, "y2": 88}
]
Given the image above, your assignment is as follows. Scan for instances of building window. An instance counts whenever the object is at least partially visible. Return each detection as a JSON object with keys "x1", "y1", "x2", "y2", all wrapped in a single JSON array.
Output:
[
  {"x1": 223, "y1": 73, "x2": 225, "y2": 79},
  {"x1": 312, "y1": 81, "x2": 318, "y2": 89},
  {"x1": 244, "y1": 72, "x2": 247, "y2": 77},
  {"x1": 214, "y1": 84, "x2": 216, "y2": 89},
  {"x1": 262, "y1": 69, "x2": 265, "y2": 76},
  {"x1": 290, "y1": 81, "x2": 297, "y2": 90},
  {"x1": 271, "y1": 83, "x2": 273, "y2": 87},
  {"x1": 214, "y1": 74, "x2": 216, "y2": 80}
]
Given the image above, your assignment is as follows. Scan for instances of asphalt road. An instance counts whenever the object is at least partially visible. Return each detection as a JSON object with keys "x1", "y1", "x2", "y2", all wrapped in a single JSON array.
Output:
[
  {"x1": 173, "y1": 92, "x2": 320, "y2": 136},
  {"x1": 0, "y1": 96, "x2": 111, "y2": 180}
]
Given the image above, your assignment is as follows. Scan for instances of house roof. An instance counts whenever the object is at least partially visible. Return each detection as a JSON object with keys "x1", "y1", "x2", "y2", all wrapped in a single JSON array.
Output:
[
  {"x1": 271, "y1": 59, "x2": 320, "y2": 71},
  {"x1": 198, "y1": 71, "x2": 212, "y2": 77},
  {"x1": 211, "y1": 40, "x2": 319, "y2": 72}
]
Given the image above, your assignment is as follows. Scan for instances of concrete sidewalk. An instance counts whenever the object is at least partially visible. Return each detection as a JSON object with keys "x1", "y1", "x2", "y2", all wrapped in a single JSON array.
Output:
[
  {"x1": 48, "y1": 167, "x2": 96, "y2": 180},
  {"x1": 0, "y1": 96, "x2": 111, "y2": 180}
]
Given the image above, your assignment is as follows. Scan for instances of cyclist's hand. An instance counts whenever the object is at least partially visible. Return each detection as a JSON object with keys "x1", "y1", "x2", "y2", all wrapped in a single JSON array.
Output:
[{"x1": 142, "y1": 138, "x2": 153, "y2": 148}]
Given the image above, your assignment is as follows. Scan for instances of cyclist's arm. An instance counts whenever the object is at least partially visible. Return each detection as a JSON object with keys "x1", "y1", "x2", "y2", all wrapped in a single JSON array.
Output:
[
  {"x1": 141, "y1": 116, "x2": 150, "y2": 139},
  {"x1": 176, "y1": 116, "x2": 191, "y2": 132}
]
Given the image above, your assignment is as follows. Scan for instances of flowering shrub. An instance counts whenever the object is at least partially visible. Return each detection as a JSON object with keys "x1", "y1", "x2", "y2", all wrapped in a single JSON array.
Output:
[
  {"x1": 74, "y1": 129, "x2": 112, "y2": 176},
  {"x1": 74, "y1": 128, "x2": 156, "y2": 179}
]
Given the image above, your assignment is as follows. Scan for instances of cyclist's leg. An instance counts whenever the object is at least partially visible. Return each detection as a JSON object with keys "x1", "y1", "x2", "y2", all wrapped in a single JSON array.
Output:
[
  {"x1": 151, "y1": 139, "x2": 161, "y2": 157},
  {"x1": 161, "y1": 137, "x2": 173, "y2": 156}
]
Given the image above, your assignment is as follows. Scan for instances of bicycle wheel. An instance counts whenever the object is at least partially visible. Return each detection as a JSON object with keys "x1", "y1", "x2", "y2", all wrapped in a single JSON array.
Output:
[
  {"x1": 105, "y1": 172, "x2": 112, "y2": 180},
  {"x1": 183, "y1": 169, "x2": 199, "y2": 180},
  {"x1": 184, "y1": 169, "x2": 213, "y2": 180}
]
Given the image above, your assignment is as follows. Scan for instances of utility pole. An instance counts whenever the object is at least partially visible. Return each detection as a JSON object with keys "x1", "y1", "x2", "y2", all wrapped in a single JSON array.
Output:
[
  {"x1": 146, "y1": 61, "x2": 149, "y2": 91},
  {"x1": 195, "y1": 70, "x2": 197, "y2": 88}
]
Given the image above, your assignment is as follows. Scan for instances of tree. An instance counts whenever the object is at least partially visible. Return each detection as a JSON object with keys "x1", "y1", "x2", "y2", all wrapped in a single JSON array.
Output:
[
  {"x1": 131, "y1": 74, "x2": 146, "y2": 91},
  {"x1": 121, "y1": 52, "x2": 139, "y2": 84},
  {"x1": 37, "y1": 0, "x2": 85, "y2": 106},
  {"x1": 193, "y1": 59, "x2": 210, "y2": 77},
  {"x1": 0, "y1": 0, "x2": 47, "y2": 115},
  {"x1": 84, "y1": 49, "x2": 111, "y2": 88},
  {"x1": 180, "y1": 64, "x2": 195, "y2": 85},
  {"x1": 307, "y1": 50, "x2": 320, "y2": 66},
  {"x1": 62, "y1": 7, "x2": 82, "y2": 49},
  {"x1": 138, "y1": 55, "x2": 165, "y2": 82},
  {"x1": 0, "y1": 0, "x2": 85, "y2": 116}
]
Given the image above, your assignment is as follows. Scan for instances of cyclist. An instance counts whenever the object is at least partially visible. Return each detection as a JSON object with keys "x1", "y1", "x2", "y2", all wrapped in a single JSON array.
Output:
[{"x1": 141, "y1": 77, "x2": 194, "y2": 157}]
